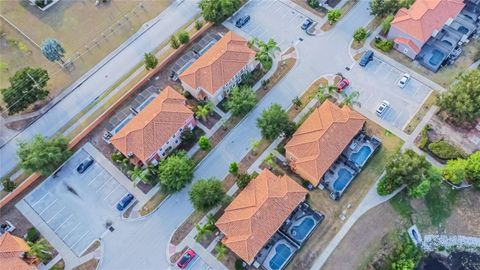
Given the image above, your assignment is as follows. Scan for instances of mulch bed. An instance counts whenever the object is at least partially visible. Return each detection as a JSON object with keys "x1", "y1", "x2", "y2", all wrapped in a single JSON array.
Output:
[{"x1": 198, "y1": 110, "x2": 222, "y2": 129}]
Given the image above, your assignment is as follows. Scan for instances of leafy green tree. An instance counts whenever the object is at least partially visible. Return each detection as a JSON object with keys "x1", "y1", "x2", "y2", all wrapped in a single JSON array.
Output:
[
  {"x1": 157, "y1": 151, "x2": 195, "y2": 193},
  {"x1": 236, "y1": 173, "x2": 252, "y2": 189},
  {"x1": 128, "y1": 166, "x2": 154, "y2": 186},
  {"x1": 1, "y1": 177, "x2": 16, "y2": 192},
  {"x1": 41, "y1": 38, "x2": 65, "y2": 63},
  {"x1": 189, "y1": 178, "x2": 226, "y2": 211},
  {"x1": 353, "y1": 27, "x2": 367, "y2": 42},
  {"x1": 215, "y1": 243, "x2": 229, "y2": 260},
  {"x1": 327, "y1": 9, "x2": 341, "y2": 24},
  {"x1": 177, "y1": 31, "x2": 190, "y2": 44},
  {"x1": 443, "y1": 159, "x2": 467, "y2": 185},
  {"x1": 1, "y1": 67, "x2": 49, "y2": 115},
  {"x1": 369, "y1": 0, "x2": 401, "y2": 17},
  {"x1": 198, "y1": 135, "x2": 212, "y2": 151},
  {"x1": 257, "y1": 104, "x2": 296, "y2": 141},
  {"x1": 251, "y1": 37, "x2": 280, "y2": 70},
  {"x1": 341, "y1": 91, "x2": 361, "y2": 108},
  {"x1": 199, "y1": 0, "x2": 242, "y2": 23},
  {"x1": 170, "y1": 35, "x2": 180, "y2": 49},
  {"x1": 437, "y1": 69, "x2": 480, "y2": 125},
  {"x1": 18, "y1": 134, "x2": 70, "y2": 176},
  {"x1": 408, "y1": 179, "x2": 431, "y2": 198},
  {"x1": 195, "y1": 102, "x2": 213, "y2": 122},
  {"x1": 227, "y1": 85, "x2": 257, "y2": 116},
  {"x1": 194, "y1": 20, "x2": 204, "y2": 30},
  {"x1": 144, "y1": 52, "x2": 158, "y2": 70},
  {"x1": 195, "y1": 222, "x2": 214, "y2": 241},
  {"x1": 465, "y1": 151, "x2": 480, "y2": 185},
  {"x1": 229, "y1": 162, "x2": 239, "y2": 175},
  {"x1": 27, "y1": 238, "x2": 51, "y2": 262},
  {"x1": 264, "y1": 152, "x2": 276, "y2": 169},
  {"x1": 180, "y1": 128, "x2": 196, "y2": 144},
  {"x1": 381, "y1": 15, "x2": 395, "y2": 35},
  {"x1": 292, "y1": 96, "x2": 302, "y2": 109},
  {"x1": 312, "y1": 84, "x2": 336, "y2": 103}
]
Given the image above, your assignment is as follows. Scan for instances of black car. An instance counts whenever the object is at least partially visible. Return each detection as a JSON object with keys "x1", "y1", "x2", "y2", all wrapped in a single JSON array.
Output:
[
  {"x1": 359, "y1": 50, "x2": 374, "y2": 67},
  {"x1": 301, "y1": 18, "x2": 314, "y2": 30},
  {"x1": 77, "y1": 158, "x2": 94, "y2": 174},
  {"x1": 235, "y1": 15, "x2": 250, "y2": 28},
  {"x1": 116, "y1": 193, "x2": 134, "y2": 211}
]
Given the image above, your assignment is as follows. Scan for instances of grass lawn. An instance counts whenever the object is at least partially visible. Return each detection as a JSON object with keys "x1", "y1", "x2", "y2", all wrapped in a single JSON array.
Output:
[
  {"x1": 286, "y1": 119, "x2": 404, "y2": 269},
  {"x1": 0, "y1": 0, "x2": 172, "y2": 102},
  {"x1": 139, "y1": 190, "x2": 169, "y2": 216},
  {"x1": 389, "y1": 190, "x2": 414, "y2": 219},
  {"x1": 403, "y1": 91, "x2": 438, "y2": 134}
]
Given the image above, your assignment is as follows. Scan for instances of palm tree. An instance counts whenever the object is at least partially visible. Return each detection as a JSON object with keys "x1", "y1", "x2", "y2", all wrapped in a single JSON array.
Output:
[
  {"x1": 27, "y1": 239, "x2": 50, "y2": 261},
  {"x1": 195, "y1": 223, "x2": 214, "y2": 241},
  {"x1": 312, "y1": 84, "x2": 338, "y2": 103},
  {"x1": 196, "y1": 102, "x2": 212, "y2": 122},
  {"x1": 127, "y1": 166, "x2": 152, "y2": 186},
  {"x1": 215, "y1": 243, "x2": 228, "y2": 260},
  {"x1": 341, "y1": 91, "x2": 361, "y2": 108},
  {"x1": 264, "y1": 153, "x2": 276, "y2": 169},
  {"x1": 263, "y1": 38, "x2": 281, "y2": 59}
]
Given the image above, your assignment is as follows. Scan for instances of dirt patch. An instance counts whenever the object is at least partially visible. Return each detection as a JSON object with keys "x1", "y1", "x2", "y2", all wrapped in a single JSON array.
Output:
[
  {"x1": 4, "y1": 115, "x2": 41, "y2": 130},
  {"x1": 351, "y1": 40, "x2": 365, "y2": 50},
  {"x1": 72, "y1": 258, "x2": 99, "y2": 270},
  {"x1": 81, "y1": 240, "x2": 100, "y2": 257},
  {"x1": 323, "y1": 203, "x2": 405, "y2": 270},
  {"x1": 426, "y1": 115, "x2": 478, "y2": 154},
  {"x1": 139, "y1": 190, "x2": 168, "y2": 216},
  {"x1": 171, "y1": 211, "x2": 204, "y2": 246}
]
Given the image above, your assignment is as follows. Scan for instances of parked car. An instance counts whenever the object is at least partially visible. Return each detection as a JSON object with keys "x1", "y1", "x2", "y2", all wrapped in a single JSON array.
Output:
[
  {"x1": 116, "y1": 193, "x2": 134, "y2": 211},
  {"x1": 376, "y1": 100, "x2": 390, "y2": 116},
  {"x1": 0, "y1": 220, "x2": 15, "y2": 236},
  {"x1": 77, "y1": 158, "x2": 94, "y2": 174},
  {"x1": 397, "y1": 73, "x2": 411, "y2": 88},
  {"x1": 301, "y1": 18, "x2": 314, "y2": 30},
  {"x1": 235, "y1": 15, "x2": 250, "y2": 28},
  {"x1": 359, "y1": 50, "x2": 374, "y2": 67},
  {"x1": 336, "y1": 78, "x2": 350, "y2": 92},
  {"x1": 177, "y1": 249, "x2": 196, "y2": 269}
]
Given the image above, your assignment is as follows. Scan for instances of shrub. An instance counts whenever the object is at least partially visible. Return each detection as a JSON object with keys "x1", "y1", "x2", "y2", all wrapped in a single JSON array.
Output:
[
  {"x1": 1, "y1": 177, "x2": 16, "y2": 192},
  {"x1": 380, "y1": 15, "x2": 394, "y2": 35},
  {"x1": 198, "y1": 136, "x2": 211, "y2": 151},
  {"x1": 170, "y1": 35, "x2": 180, "y2": 49},
  {"x1": 377, "y1": 176, "x2": 399, "y2": 195},
  {"x1": 25, "y1": 227, "x2": 40, "y2": 243},
  {"x1": 194, "y1": 20, "x2": 204, "y2": 31},
  {"x1": 308, "y1": 0, "x2": 320, "y2": 8},
  {"x1": 180, "y1": 128, "x2": 196, "y2": 143},
  {"x1": 177, "y1": 31, "x2": 190, "y2": 44},
  {"x1": 229, "y1": 162, "x2": 239, "y2": 175},
  {"x1": 428, "y1": 140, "x2": 466, "y2": 160},
  {"x1": 418, "y1": 125, "x2": 430, "y2": 149},
  {"x1": 235, "y1": 259, "x2": 245, "y2": 270},
  {"x1": 374, "y1": 39, "x2": 394, "y2": 52},
  {"x1": 236, "y1": 173, "x2": 252, "y2": 189},
  {"x1": 353, "y1": 27, "x2": 367, "y2": 42},
  {"x1": 189, "y1": 178, "x2": 225, "y2": 212}
]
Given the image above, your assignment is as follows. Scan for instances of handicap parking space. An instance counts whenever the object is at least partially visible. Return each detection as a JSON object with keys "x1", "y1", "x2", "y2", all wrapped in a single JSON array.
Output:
[
  {"x1": 23, "y1": 147, "x2": 130, "y2": 256},
  {"x1": 225, "y1": 0, "x2": 310, "y2": 50},
  {"x1": 348, "y1": 57, "x2": 433, "y2": 130}
]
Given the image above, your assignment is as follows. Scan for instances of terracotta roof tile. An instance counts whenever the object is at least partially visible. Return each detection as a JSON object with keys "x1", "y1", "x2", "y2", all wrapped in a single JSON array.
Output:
[
  {"x1": 179, "y1": 31, "x2": 256, "y2": 95},
  {"x1": 391, "y1": 0, "x2": 464, "y2": 42},
  {"x1": 285, "y1": 101, "x2": 366, "y2": 186},
  {"x1": 0, "y1": 232, "x2": 29, "y2": 254},
  {"x1": 110, "y1": 86, "x2": 193, "y2": 163},
  {"x1": 216, "y1": 169, "x2": 307, "y2": 263},
  {"x1": 394, "y1": 37, "x2": 421, "y2": 54}
]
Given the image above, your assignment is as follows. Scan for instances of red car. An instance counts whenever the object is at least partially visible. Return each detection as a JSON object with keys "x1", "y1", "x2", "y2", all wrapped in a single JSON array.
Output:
[
  {"x1": 336, "y1": 78, "x2": 350, "y2": 92},
  {"x1": 177, "y1": 249, "x2": 196, "y2": 269}
]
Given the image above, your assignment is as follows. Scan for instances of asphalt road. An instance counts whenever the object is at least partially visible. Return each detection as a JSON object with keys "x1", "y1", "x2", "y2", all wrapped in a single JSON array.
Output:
[{"x1": 0, "y1": 0, "x2": 201, "y2": 177}]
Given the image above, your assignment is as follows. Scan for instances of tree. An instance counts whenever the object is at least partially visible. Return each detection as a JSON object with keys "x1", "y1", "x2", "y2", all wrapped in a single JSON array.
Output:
[
  {"x1": 327, "y1": 9, "x2": 341, "y2": 24},
  {"x1": 195, "y1": 102, "x2": 213, "y2": 122},
  {"x1": 194, "y1": 20, "x2": 204, "y2": 30},
  {"x1": 195, "y1": 222, "x2": 214, "y2": 241},
  {"x1": 312, "y1": 84, "x2": 336, "y2": 103},
  {"x1": 1, "y1": 67, "x2": 49, "y2": 115},
  {"x1": 170, "y1": 35, "x2": 180, "y2": 49},
  {"x1": 341, "y1": 91, "x2": 361, "y2": 108},
  {"x1": 369, "y1": 0, "x2": 401, "y2": 17},
  {"x1": 215, "y1": 243, "x2": 228, "y2": 260},
  {"x1": 198, "y1": 0, "x2": 242, "y2": 23},
  {"x1": 437, "y1": 69, "x2": 480, "y2": 125},
  {"x1": 353, "y1": 27, "x2": 367, "y2": 42},
  {"x1": 17, "y1": 134, "x2": 70, "y2": 176},
  {"x1": 227, "y1": 85, "x2": 257, "y2": 116},
  {"x1": 180, "y1": 128, "x2": 196, "y2": 144},
  {"x1": 264, "y1": 152, "x2": 276, "y2": 169},
  {"x1": 127, "y1": 166, "x2": 154, "y2": 186},
  {"x1": 144, "y1": 52, "x2": 158, "y2": 70},
  {"x1": 257, "y1": 104, "x2": 296, "y2": 141},
  {"x1": 236, "y1": 173, "x2": 252, "y2": 189},
  {"x1": 408, "y1": 179, "x2": 431, "y2": 198},
  {"x1": 292, "y1": 96, "x2": 302, "y2": 109},
  {"x1": 465, "y1": 151, "x2": 480, "y2": 185},
  {"x1": 443, "y1": 159, "x2": 467, "y2": 185},
  {"x1": 1, "y1": 177, "x2": 16, "y2": 192},
  {"x1": 198, "y1": 136, "x2": 212, "y2": 151},
  {"x1": 41, "y1": 39, "x2": 65, "y2": 63},
  {"x1": 381, "y1": 15, "x2": 395, "y2": 35},
  {"x1": 27, "y1": 239, "x2": 51, "y2": 262},
  {"x1": 251, "y1": 37, "x2": 280, "y2": 70},
  {"x1": 157, "y1": 151, "x2": 195, "y2": 193},
  {"x1": 308, "y1": 0, "x2": 320, "y2": 8},
  {"x1": 177, "y1": 31, "x2": 190, "y2": 44},
  {"x1": 189, "y1": 178, "x2": 226, "y2": 211},
  {"x1": 229, "y1": 162, "x2": 239, "y2": 175}
]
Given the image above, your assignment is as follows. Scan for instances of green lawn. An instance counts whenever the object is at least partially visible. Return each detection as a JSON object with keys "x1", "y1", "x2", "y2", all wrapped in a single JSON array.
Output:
[{"x1": 390, "y1": 191, "x2": 414, "y2": 219}]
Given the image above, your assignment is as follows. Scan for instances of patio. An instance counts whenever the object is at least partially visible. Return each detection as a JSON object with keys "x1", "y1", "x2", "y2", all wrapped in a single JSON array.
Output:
[
  {"x1": 255, "y1": 233, "x2": 298, "y2": 270},
  {"x1": 280, "y1": 203, "x2": 324, "y2": 245}
]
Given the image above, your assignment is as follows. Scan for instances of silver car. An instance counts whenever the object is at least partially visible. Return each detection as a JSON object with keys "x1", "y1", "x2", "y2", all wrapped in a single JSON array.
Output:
[
  {"x1": 376, "y1": 100, "x2": 390, "y2": 116},
  {"x1": 397, "y1": 73, "x2": 411, "y2": 88}
]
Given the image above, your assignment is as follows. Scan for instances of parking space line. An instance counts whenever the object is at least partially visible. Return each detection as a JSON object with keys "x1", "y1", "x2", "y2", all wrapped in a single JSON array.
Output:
[
  {"x1": 55, "y1": 214, "x2": 73, "y2": 232},
  {"x1": 88, "y1": 171, "x2": 103, "y2": 185},
  {"x1": 104, "y1": 184, "x2": 120, "y2": 201},
  {"x1": 39, "y1": 199, "x2": 57, "y2": 215},
  {"x1": 71, "y1": 230, "x2": 90, "y2": 249},
  {"x1": 31, "y1": 192, "x2": 49, "y2": 207},
  {"x1": 96, "y1": 177, "x2": 111, "y2": 192},
  {"x1": 63, "y1": 223, "x2": 80, "y2": 240},
  {"x1": 47, "y1": 206, "x2": 65, "y2": 223}
]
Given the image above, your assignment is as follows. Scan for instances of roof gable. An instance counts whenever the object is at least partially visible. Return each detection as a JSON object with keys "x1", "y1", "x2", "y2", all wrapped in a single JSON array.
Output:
[
  {"x1": 179, "y1": 31, "x2": 256, "y2": 95},
  {"x1": 215, "y1": 169, "x2": 307, "y2": 263},
  {"x1": 0, "y1": 232, "x2": 29, "y2": 254},
  {"x1": 285, "y1": 101, "x2": 366, "y2": 185},
  {"x1": 110, "y1": 86, "x2": 193, "y2": 163}
]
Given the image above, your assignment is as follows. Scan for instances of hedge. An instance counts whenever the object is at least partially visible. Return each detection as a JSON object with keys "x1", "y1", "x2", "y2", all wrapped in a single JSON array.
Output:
[
  {"x1": 428, "y1": 140, "x2": 466, "y2": 160},
  {"x1": 374, "y1": 39, "x2": 394, "y2": 52}
]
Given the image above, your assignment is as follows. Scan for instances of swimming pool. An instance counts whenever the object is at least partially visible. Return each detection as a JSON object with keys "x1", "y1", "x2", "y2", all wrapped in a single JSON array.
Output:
[
  {"x1": 333, "y1": 168, "x2": 353, "y2": 192},
  {"x1": 429, "y1": 50, "x2": 445, "y2": 66},
  {"x1": 290, "y1": 217, "x2": 315, "y2": 243},
  {"x1": 268, "y1": 243, "x2": 293, "y2": 270},
  {"x1": 350, "y1": 145, "x2": 372, "y2": 167}
]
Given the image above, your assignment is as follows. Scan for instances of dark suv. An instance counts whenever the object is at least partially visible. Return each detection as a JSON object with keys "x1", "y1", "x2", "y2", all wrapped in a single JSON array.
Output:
[
  {"x1": 359, "y1": 50, "x2": 374, "y2": 67},
  {"x1": 116, "y1": 193, "x2": 134, "y2": 211},
  {"x1": 77, "y1": 158, "x2": 94, "y2": 174},
  {"x1": 235, "y1": 15, "x2": 250, "y2": 28},
  {"x1": 301, "y1": 18, "x2": 314, "y2": 30}
]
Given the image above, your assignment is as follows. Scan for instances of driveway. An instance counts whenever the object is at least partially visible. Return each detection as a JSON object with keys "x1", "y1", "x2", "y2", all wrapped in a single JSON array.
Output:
[
  {"x1": 347, "y1": 57, "x2": 433, "y2": 129},
  {"x1": 0, "y1": 0, "x2": 201, "y2": 177}
]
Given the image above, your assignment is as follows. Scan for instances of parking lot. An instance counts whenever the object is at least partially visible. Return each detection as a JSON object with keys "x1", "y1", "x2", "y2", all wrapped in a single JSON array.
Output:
[
  {"x1": 225, "y1": 0, "x2": 311, "y2": 49},
  {"x1": 21, "y1": 144, "x2": 132, "y2": 256},
  {"x1": 184, "y1": 255, "x2": 211, "y2": 270},
  {"x1": 348, "y1": 57, "x2": 433, "y2": 130}
]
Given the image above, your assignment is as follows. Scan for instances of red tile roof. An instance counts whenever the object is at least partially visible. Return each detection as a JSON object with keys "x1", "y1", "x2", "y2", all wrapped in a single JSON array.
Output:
[
  {"x1": 215, "y1": 169, "x2": 307, "y2": 263},
  {"x1": 179, "y1": 31, "x2": 256, "y2": 95},
  {"x1": 285, "y1": 101, "x2": 366, "y2": 186},
  {"x1": 394, "y1": 37, "x2": 421, "y2": 54},
  {"x1": 391, "y1": 0, "x2": 464, "y2": 42},
  {"x1": 0, "y1": 232, "x2": 33, "y2": 270},
  {"x1": 110, "y1": 86, "x2": 193, "y2": 163}
]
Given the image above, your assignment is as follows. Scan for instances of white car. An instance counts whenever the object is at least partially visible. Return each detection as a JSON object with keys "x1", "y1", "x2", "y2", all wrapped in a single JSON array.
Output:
[
  {"x1": 376, "y1": 100, "x2": 390, "y2": 116},
  {"x1": 398, "y1": 73, "x2": 411, "y2": 88}
]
